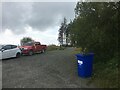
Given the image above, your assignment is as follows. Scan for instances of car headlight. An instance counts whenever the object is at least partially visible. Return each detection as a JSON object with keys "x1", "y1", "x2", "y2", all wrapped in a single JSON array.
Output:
[{"x1": 23, "y1": 48, "x2": 28, "y2": 50}]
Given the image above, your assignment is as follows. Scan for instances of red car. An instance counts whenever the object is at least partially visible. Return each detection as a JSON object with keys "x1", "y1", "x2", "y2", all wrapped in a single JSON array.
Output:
[{"x1": 20, "y1": 42, "x2": 47, "y2": 55}]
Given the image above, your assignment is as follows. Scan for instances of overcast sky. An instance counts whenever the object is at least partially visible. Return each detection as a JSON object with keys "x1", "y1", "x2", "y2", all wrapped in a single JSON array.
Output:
[{"x1": 0, "y1": 1, "x2": 76, "y2": 45}]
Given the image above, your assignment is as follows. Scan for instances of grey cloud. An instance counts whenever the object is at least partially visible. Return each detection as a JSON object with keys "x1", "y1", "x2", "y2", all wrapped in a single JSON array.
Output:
[
  {"x1": 2, "y1": 2, "x2": 32, "y2": 34},
  {"x1": 2, "y1": 2, "x2": 76, "y2": 34},
  {"x1": 0, "y1": 3, "x2": 2, "y2": 31},
  {"x1": 28, "y1": 2, "x2": 75, "y2": 31}
]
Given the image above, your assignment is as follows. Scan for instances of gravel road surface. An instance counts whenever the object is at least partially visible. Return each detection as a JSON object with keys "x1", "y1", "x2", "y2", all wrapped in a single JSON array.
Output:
[
  {"x1": 0, "y1": 61, "x2": 2, "y2": 89},
  {"x1": 2, "y1": 47, "x2": 95, "y2": 88}
]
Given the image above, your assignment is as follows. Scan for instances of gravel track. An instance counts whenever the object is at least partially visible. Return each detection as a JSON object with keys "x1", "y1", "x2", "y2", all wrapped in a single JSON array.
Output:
[{"x1": 2, "y1": 47, "x2": 95, "y2": 88}]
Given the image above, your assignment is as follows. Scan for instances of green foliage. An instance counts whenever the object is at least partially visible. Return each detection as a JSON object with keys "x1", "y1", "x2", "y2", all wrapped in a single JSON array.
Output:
[
  {"x1": 72, "y1": 47, "x2": 82, "y2": 54},
  {"x1": 91, "y1": 55, "x2": 119, "y2": 88},
  {"x1": 59, "y1": 45, "x2": 65, "y2": 50},
  {"x1": 20, "y1": 37, "x2": 33, "y2": 45},
  {"x1": 67, "y1": 2, "x2": 119, "y2": 62},
  {"x1": 67, "y1": 2, "x2": 119, "y2": 88},
  {"x1": 47, "y1": 44, "x2": 59, "y2": 51},
  {"x1": 58, "y1": 17, "x2": 69, "y2": 45}
]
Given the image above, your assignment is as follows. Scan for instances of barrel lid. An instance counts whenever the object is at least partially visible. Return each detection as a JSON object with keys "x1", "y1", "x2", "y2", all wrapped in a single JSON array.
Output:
[{"x1": 76, "y1": 53, "x2": 94, "y2": 57}]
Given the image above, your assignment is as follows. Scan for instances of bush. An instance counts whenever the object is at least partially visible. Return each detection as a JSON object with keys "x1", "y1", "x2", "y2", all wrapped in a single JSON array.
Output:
[
  {"x1": 47, "y1": 44, "x2": 59, "y2": 51},
  {"x1": 71, "y1": 47, "x2": 82, "y2": 54},
  {"x1": 90, "y1": 54, "x2": 119, "y2": 88}
]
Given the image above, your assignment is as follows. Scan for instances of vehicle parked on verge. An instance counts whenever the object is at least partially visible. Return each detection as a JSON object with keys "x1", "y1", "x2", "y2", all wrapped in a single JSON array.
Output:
[
  {"x1": 0, "y1": 44, "x2": 21, "y2": 60},
  {"x1": 20, "y1": 41, "x2": 47, "y2": 55}
]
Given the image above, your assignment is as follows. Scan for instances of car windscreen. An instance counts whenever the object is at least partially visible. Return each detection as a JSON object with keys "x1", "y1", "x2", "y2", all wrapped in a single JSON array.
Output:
[{"x1": 23, "y1": 43, "x2": 34, "y2": 46}]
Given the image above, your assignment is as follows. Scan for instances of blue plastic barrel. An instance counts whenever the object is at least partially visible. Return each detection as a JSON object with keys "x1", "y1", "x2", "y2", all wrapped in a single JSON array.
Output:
[{"x1": 75, "y1": 53, "x2": 94, "y2": 78}]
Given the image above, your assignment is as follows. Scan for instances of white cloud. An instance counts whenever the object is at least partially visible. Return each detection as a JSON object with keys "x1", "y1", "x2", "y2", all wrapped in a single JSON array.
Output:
[
  {"x1": 1, "y1": 2, "x2": 76, "y2": 45},
  {"x1": 0, "y1": 29, "x2": 20, "y2": 45},
  {"x1": 0, "y1": 26, "x2": 59, "y2": 45},
  {"x1": 1, "y1": 0, "x2": 79, "y2": 2},
  {"x1": 2, "y1": 2, "x2": 76, "y2": 34}
]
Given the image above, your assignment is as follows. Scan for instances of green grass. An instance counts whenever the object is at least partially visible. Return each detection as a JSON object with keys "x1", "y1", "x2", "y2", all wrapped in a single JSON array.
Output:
[
  {"x1": 47, "y1": 44, "x2": 59, "y2": 51},
  {"x1": 73, "y1": 48, "x2": 119, "y2": 88},
  {"x1": 90, "y1": 56, "x2": 119, "y2": 88},
  {"x1": 47, "y1": 44, "x2": 66, "y2": 51},
  {"x1": 71, "y1": 47, "x2": 82, "y2": 54},
  {"x1": 59, "y1": 46, "x2": 66, "y2": 50}
]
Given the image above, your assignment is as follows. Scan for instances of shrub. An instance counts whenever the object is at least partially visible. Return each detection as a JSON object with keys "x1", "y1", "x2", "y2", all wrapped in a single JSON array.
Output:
[{"x1": 47, "y1": 44, "x2": 59, "y2": 51}]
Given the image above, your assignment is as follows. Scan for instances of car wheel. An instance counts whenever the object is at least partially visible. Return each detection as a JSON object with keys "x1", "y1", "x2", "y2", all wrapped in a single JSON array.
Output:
[
  {"x1": 29, "y1": 50, "x2": 33, "y2": 56},
  {"x1": 41, "y1": 49, "x2": 45, "y2": 53},
  {"x1": 16, "y1": 53, "x2": 21, "y2": 58}
]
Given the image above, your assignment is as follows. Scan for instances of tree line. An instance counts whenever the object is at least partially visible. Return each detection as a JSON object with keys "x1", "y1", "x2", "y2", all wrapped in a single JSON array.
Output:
[{"x1": 58, "y1": 2, "x2": 119, "y2": 62}]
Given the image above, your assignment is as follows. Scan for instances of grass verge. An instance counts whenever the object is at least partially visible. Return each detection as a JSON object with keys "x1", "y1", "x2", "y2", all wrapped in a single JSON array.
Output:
[
  {"x1": 47, "y1": 44, "x2": 59, "y2": 51},
  {"x1": 73, "y1": 48, "x2": 119, "y2": 88},
  {"x1": 91, "y1": 56, "x2": 119, "y2": 88}
]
